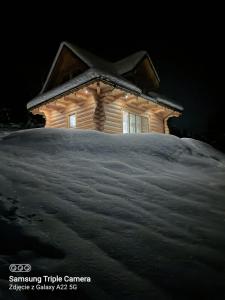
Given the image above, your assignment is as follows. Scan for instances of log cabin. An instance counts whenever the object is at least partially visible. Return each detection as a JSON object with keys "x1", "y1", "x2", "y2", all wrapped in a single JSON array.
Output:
[{"x1": 27, "y1": 41, "x2": 183, "y2": 134}]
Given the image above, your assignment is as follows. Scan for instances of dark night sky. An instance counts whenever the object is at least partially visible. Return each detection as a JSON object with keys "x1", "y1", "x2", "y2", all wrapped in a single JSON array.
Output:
[{"x1": 2, "y1": 6, "x2": 225, "y2": 143}]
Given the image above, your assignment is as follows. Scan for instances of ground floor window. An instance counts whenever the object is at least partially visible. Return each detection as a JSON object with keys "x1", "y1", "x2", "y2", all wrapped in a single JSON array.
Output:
[
  {"x1": 123, "y1": 111, "x2": 149, "y2": 133},
  {"x1": 68, "y1": 114, "x2": 76, "y2": 128}
]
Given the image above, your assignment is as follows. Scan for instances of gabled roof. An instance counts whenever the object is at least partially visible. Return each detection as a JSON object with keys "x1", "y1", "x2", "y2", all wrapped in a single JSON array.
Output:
[
  {"x1": 114, "y1": 51, "x2": 160, "y2": 83},
  {"x1": 40, "y1": 41, "x2": 116, "y2": 93},
  {"x1": 28, "y1": 41, "x2": 183, "y2": 112},
  {"x1": 41, "y1": 41, "x2": 160, "y2": 93}
]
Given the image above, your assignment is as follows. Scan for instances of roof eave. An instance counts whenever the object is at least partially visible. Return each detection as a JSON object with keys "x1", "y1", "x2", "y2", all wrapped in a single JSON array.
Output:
[{"x1": 28, "y1": 77, "x2": 182, "y2": 113}]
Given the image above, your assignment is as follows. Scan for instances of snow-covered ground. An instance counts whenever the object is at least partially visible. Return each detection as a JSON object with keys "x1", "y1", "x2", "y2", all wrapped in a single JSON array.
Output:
[
  {"x1": 0, "y1": 130, "x2": 14, "y2": 139},
  {"x1": 0, "y1": 128, "x2": 225, "y2": 300}
]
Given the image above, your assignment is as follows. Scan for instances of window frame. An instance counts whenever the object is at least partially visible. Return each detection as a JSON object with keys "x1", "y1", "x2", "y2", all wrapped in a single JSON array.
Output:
[
  {"x1": 68, "y1": 113, "x2": 77, "y2": 128},
  {"x1": 122, "y1": 111, "x2": 149, "y2": 133}
]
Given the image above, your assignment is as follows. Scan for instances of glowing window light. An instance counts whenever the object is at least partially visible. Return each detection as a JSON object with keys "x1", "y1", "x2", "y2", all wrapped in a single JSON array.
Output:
[{"x1": 68, "y1": 114, "x2": 76, "y2": 128}]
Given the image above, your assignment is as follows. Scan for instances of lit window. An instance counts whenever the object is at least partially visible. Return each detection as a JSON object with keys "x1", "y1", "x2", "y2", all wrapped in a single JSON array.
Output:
[
  {"x1": 129, "y1": 113, "x2": 136, "y2": 133},
  {"x1": 123, "y1": 111, "x2": 129, "y2": 133},
  {"x1": 136, "y1": 115, "x2": 141, "y2": 133},
  {"x1": 123, "y1": 111, "x2": 149, "y2": 133},
  {"x1": 68, "y1": 114, "x2": 76, "y2": 128}
]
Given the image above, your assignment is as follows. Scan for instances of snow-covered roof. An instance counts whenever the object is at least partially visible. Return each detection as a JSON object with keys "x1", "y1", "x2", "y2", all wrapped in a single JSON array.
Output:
[
  {"x1": 27, "y1": 68, "x2": 142, "y2": 110},
  {"x1": 27, "y1": 69, "x2": 183, "y2": 111},
  {"x1": 147, "y1": 91, "x2": 183, "y2": 111},
  {"x1": 114, "y1": 51, "x2": 160, "y2": 82},
  {"x1": 40, "y1": 42, "x2": 119, "y2": 94},
  {"x1": 28, "y1": 41, "x2": 183, "y2": 112},
  {"x1": 114, "y1": 51, "x2": 147, "y2": 74}
]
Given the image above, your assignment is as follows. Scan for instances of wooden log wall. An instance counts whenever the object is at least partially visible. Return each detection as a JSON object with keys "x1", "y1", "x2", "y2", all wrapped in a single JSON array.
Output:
[
  {"x1": 41, "y1": 99, "x2": 96, "y2": 130},
  {"x1": 104, "y1": 101, "x2": 123, "y2": 133},
  {"x1": 148, "y1": 111, "x2": 165, "y2": 133},
  {"x1": 104, "y1": 100, "x2": 160, "y2": 133},
  {"x1": 35, "y1": 95, "x2": 173, "y2": 134}
]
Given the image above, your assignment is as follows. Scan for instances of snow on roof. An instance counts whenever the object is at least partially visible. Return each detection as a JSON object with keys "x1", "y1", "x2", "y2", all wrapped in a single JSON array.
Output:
[
  {"x1": 27, "y1": 68, "x2": 183, "y2": 111},
  {"x1": 40, "y1": 41, "x2": 118, "y2": 94},
  {"x1": 65, "y1": 42, "x2": 115, "y2": 72},
  {"x1": 114, "y1": 51, "x2": 160, "y2": 83},
  {"x1": 28, "y1": 41, "x2": 182, "y2": 111},
  {"x1": 27, "y1": 68, "x2": 142, "y2": 110},
  {"x1": 114, "y1": 51, "x2": 147, "y2": 74},
  {"x1": 147, "y1": 91, "x2": 184, "y2": 111},
  {"x1": 66, "y1": 42, "x2": 157, "y2": 77}
]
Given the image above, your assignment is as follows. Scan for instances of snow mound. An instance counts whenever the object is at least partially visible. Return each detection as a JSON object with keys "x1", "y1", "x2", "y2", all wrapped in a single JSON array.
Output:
[{"x1": 0, "y1": 128, "x2": 225, "y2": 300}]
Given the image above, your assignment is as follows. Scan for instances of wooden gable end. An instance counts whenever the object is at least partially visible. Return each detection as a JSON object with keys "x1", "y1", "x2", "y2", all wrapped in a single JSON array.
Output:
[
  {"x1": 43, "y1": 45, "x2": 89, "y2": 93},
  {"x1": 123, "y1": 56, "x2": 160, "y2": 92}
]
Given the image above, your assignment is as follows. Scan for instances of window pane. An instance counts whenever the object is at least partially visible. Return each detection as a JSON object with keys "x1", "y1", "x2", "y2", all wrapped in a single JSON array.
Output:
[
  {"x1": 141, "y1": 117, "x2": 149, "y2": 132},
  {"x1": 136, "y1": 115, "x2": 141, "y2": 133},
  {"x1": 129, "y1": 113, "x2": 136, "y2": 133},
  {"x1": 69, "y1": 114, "x2": 76, "y2": 128},
  {"x1": 123, "y1": 111, "x2": 129, "y2": 133}
]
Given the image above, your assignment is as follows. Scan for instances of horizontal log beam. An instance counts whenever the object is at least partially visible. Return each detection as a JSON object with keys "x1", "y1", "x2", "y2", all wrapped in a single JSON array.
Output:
[
  {"x1": 45, "y1": 103, "x2": 65, "y2": 113},
  {"x1": 64, "y1": 96, "x2": 87, "y2": 106}
]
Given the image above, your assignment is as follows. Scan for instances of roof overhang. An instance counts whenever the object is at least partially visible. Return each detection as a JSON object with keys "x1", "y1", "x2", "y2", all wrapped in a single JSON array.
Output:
[{"x1": 27, "y1": 70, "x2": 183, "y2": 113}]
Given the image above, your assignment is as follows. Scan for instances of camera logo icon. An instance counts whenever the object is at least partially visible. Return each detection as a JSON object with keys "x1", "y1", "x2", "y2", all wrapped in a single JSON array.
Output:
[{"x1": 9, "y1": 264, "x2": 31, "y2": 272}]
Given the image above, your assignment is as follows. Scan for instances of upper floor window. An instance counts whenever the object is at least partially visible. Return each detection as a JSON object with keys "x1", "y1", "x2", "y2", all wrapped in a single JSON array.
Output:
[
  {"x1": 68, "y1": 114, "x2": 76, "y2": 128},
  {"x1": 123, "y1": 111, "x2": 149, "y2": 133}
]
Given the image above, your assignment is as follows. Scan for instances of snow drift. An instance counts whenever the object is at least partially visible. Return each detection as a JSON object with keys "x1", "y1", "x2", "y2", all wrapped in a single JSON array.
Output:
[{"x1": 0, "y1": 128, "x2": 225, "y2": 300}]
